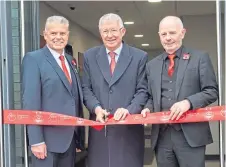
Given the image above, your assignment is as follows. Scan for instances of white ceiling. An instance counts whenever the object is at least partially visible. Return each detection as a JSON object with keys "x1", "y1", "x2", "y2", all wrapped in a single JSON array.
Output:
[{"x1": 45, "y1": 1, "x2": 217, "y2": 50}]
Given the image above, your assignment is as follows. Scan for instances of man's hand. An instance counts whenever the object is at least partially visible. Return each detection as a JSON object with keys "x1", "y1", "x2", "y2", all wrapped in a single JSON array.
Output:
[
  {"x1": 141, "y1": 108, "x2": 151, "y2": 117},
  {"x1": 95, "y1": 106, "x2": 110, "y2": 123},
  {"x1": 31, "y1": 143, "x2": 47, "y2": 159},
  {"x1": 76, "y1": 148, "x2": 81, "y2": 152},
  {"x1": 114, "y1": 108, "x2": 129, "y2": 121},
  {"x1": 141, "y1": 108, "x2": 151, "y2": 126},
  {"x1": 169, "y1": 100, "x2": 191, "y2": 120}
]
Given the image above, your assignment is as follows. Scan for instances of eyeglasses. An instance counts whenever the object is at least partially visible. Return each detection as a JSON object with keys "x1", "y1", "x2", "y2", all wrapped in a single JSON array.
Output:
[{"x1": 101, "y1": 28, "x2": 123, "y2": 36}]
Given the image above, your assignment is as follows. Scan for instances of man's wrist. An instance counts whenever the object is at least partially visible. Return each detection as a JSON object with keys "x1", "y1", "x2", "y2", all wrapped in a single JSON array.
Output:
[
  {"x1": 95, "y1": 106, "x2": 102, "y2": 115},
  {"x1": 184, "y1": 99, "x2": 192, "y2": 110}
]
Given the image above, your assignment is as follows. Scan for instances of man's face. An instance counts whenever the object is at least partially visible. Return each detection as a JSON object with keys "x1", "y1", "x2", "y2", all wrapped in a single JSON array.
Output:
[
  {"x1": 99, "y1": 20, "x2": 126, "y2": 51},
  {"x1": 43, "y1": 23, "x2": 69, "y2": 54},
  {"x1": 158, "y1": 21, "x2": 186, "y2": 54}
]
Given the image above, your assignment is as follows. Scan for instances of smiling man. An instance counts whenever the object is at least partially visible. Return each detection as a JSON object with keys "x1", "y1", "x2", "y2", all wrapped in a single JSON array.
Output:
[
  {"x1": 22, "y1": 16, "x2": 84, "y2": 167},
  {"x1": 82, "y1": 13, "x2": 148, "y2": 167},
  {"x1": 141, "y1": 16, "x2": 218, "y2": 167}
]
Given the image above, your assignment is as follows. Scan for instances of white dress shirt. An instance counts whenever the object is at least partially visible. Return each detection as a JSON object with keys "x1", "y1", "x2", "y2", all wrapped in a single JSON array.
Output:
[
  {"x1": 106, "y1": 43, "x2": 123, "y2": 64},
  {"x1": 48, "y1": 46, "x2": 71, "y2": 78}
]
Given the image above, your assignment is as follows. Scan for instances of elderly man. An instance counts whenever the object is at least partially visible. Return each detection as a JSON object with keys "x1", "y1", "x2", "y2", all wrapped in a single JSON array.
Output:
[
  {"x1": 142, "y1": 16, "x2": 218, "y2": 167},
  {"x1": 82, "y1": 13, "x2": 148, "y2": 167},
  {"x1": 22, "y1": 16, "x2": 84, "y2": 167}
]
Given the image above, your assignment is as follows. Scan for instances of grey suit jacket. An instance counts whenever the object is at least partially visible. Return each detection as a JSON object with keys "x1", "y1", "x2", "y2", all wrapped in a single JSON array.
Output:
[
  {"x1": 145, "y1": 47, "x2": 218, "y2": 149},
  {"x1": 83, "y1": 43, "x2": 148, "y2": 114},
  {"x1": 82, "y1": 43, "x2": 148, "y2": 167},
  {"x1": 22, "y1": 46, "x2": 85, "y2": 153}
]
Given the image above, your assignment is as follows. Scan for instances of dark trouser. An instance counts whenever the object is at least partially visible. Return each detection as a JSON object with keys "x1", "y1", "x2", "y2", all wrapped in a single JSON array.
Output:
[
  {"x1": 31, "y1": 135, "x2": 76, "y2": 167},
  {"x1": 156, "y1": 126, "x2": 206, "y2": 167}
]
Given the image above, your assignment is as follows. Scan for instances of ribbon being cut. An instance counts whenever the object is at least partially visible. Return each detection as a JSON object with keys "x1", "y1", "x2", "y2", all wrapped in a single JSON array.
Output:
[{"x1": 3, "y1": 105, "x2": 226, "y2": 130}]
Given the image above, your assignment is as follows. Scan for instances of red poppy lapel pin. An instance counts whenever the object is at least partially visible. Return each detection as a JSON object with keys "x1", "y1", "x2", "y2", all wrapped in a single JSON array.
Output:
[
  {"x1": 72, "y1": 59, "x2": 77, "y2": 66},
  {"x1": 183, "y1": 53, "x2": 190, "y2": 60},
  {"x1": 71, "y1": 59, "x2": 78, "y2": 73}
]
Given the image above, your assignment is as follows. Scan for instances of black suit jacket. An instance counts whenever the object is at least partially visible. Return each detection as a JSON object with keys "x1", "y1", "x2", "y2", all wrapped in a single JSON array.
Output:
[{"x1": 145, "y1": 46, "x2": 218, "y2": 149}]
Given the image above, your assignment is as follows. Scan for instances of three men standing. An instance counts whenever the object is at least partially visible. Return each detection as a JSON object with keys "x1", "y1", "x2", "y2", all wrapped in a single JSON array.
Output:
[{"x1": 22, "y1": 13, "x2": 218, "y2": 167}]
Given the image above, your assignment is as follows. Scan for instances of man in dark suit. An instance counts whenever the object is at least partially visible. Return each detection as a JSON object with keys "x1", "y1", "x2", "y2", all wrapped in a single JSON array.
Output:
[
  {"x1": 82, "y1": 13, "x2": 148, "y2": 167},
  {"x1": 22, "y1": 16, "x2": 84, "y2": 167},
  {"x1": 142, "y1": 16, "x2": 218, "y2": 167}
]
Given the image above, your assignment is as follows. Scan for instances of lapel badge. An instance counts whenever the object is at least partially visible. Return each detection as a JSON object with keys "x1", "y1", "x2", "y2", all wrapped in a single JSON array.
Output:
[
  {"x1": 183, "y1": 53, "x2": 190, "y2": 60},
  {"x1": 72, "y1": 59, "x2": 77, "y2": 66},
  {"x1": 71, "y1": 59, "x2": 78, "y2": 73}
]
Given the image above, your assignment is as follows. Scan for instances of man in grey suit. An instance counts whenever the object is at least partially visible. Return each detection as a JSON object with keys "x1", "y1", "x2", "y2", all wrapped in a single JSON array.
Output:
[
  {"x1": 142, "y1": 16, "x2": 218, "y2": 167},
  {"x1": 22, "y1": 16, "x2": 84, "y2": 167},
  {"x1": 82, "y1": 13, "x2": 148, "y2": 167}
]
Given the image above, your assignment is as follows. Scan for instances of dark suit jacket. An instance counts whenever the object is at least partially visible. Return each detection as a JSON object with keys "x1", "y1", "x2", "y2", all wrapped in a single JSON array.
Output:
[
  {"x1": 145, "y1": 46, "x2": 218, "y2": 149},
  {"x1": 22, "y1": 46, "x2": 85, "y2": 153},
  {"x1": 82, "y1": 43, "x2": 148, "y2": 167}
]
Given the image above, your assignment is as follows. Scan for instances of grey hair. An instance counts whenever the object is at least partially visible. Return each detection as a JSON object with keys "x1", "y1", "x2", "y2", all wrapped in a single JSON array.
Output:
[
  {"x1": 98, "y1": 13, "x2": 124, "y2": 29},
  {"x1": 45, "y1": 16, "x2": 69, "y2": 31}
]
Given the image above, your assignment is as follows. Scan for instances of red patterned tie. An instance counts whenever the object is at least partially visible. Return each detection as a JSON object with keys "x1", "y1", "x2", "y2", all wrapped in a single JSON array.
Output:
[
  {"x1": 168, "y1": 54, "x2": 176, "y2": 77},
  {"x1": 59, "y1": 55, "x2": 72, "y2": 84},
  {"x1": 109, "y1": 51, "x2": 116, "y2": 75}
]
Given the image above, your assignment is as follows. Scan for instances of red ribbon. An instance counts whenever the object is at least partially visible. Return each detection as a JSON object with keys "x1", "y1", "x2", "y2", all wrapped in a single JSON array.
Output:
[{"x1": 3, "y1": 105, "x2": 226, "y2": 131}]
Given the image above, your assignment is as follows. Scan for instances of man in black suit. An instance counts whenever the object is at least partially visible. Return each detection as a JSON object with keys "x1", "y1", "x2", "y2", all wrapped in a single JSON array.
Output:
[{"x1": 142, "y1": 16, "x2": 218, "y2": 167}]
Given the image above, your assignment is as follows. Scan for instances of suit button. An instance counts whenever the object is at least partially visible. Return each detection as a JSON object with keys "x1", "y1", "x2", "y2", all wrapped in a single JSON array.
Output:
[
  {"x1": 168, "y1": 98, "x2": 171, "y2": 101},
  {"x1": 169, "y1": 81, "x2": 173, "y2": 83},
  {"x1": 110, "y1": 90, "x2": 113, "y2": 93},
  {"x1": 168, "y1": 89, "x2": 172, "y2": 92}
]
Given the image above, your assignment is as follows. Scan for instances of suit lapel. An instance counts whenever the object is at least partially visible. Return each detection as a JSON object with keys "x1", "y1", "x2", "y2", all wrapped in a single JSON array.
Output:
[
  {"x1": 155, "y1": 55, "x2": 164, "y2": 106},
  {"x1": 66, "y1": 55, "x2": 78, "y2": 75},
  {"x1": 96, "y1": 45, "x2": 111, "y2": 84},
  {"x1": 109, "y1": 44, "x2": 132, "y2": 87},
  {"x1": 175, "y1": 47, "x2": 190, "y2": 98},
  {"x1": 66, "y1": 54, "x2": 83, "y2": 100},
  {"x1": 43, "y1": 46, "x2": 72, "y2": 94}
]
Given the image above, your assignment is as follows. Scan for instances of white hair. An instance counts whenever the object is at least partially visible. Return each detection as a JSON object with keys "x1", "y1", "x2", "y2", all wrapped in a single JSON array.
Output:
[
  {"x1": 45, "y1": 16, "x2": 69, "y2": 31},
  {"x1": 98, "y1": 13, "x2": 124, "y2": 29}
]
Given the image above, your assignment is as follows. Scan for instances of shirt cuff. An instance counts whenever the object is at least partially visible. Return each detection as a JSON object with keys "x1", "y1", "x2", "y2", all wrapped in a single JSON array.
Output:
[{"x1": 32, "y1": 142, "x2": 45, "y2": 146}]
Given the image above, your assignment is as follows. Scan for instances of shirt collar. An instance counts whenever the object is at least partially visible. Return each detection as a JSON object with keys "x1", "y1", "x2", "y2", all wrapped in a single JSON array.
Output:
[
  {"x1": 163, "y1": 45, "x2": 183, "y2": 60},
  {"x1": 47, "y1": 45, "x2": 65, "y2": 60},
  {"x1": 106, "y1": 43, "x2": 123, "y2": 56}
]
